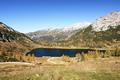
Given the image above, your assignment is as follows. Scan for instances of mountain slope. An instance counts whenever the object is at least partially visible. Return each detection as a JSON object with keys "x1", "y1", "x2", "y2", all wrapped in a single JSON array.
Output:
[
  {"x1": 0, "y1": 22, "x2": 36, "y2": 59},
  {"x1": 92, "y1": 11, "x2": 120, "y2": 31},
  {"x1": 69, "y1": 25, "x2": 120, "y2": 48},
  {"x1": 69, "y1": 11, "x2": 120, "y2": 48}
]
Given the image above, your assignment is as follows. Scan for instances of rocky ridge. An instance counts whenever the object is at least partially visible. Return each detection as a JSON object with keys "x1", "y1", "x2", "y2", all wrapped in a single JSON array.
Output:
[{"x1": 92, "y1": 11, "x2": 120, "y2": 31}]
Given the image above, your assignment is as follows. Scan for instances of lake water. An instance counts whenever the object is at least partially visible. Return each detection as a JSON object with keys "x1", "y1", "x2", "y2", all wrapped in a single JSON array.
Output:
[{"x1": 27, "y1": 48, "x2": 106, "y2": 57}]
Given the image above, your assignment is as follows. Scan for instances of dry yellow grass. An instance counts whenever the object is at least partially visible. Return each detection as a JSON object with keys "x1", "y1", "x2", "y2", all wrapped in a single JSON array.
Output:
[{"x1": 0, "y1": 57, "x2": 120, "y2": 80}]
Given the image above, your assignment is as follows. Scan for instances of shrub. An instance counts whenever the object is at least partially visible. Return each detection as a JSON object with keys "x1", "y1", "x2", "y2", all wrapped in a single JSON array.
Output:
[
  {"x1": 101, "y1": 50, "x2": 111, "y2": 58},
  {"x1": 75, "y1": 53, "x2": 81, "y2": 62},
  {"x1": 0, "y1": 54, "x2": 18, "y2": 62},
  {"x1": 111, "y1": 47, "x2": 120, "y2": 57},
  {"x1": 61, "y1": 55, "x2": 71, "y2": 62}
]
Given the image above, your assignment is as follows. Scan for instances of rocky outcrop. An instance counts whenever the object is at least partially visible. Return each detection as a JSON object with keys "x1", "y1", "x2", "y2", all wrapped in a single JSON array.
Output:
[{"x1": 0, "y1": 22, "x2": 15, "y2": 42}]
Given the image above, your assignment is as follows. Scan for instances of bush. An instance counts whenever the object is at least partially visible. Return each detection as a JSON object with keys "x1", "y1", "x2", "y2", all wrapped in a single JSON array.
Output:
[
  {"x1": 0, "y1": 55, "x2": 7, "y2": 62},
  {"x1": 75, "y1": 53, "x2": 81, "y2": 62},
  {"x1": 61, "y1": 55, "x2": 71, "y2": 62},
  {"x1": 101, "y1": 50, "x2": 111, "y2": 58},
  {"x1": 85, "y1": 50, "x2": 101, "y2": 60},
  {"x1": 111, "y1": 47, "x2": 120, "y2": 57},
  {"x1": 0, "y1": 55, "x2": 18, "y2": 62}
]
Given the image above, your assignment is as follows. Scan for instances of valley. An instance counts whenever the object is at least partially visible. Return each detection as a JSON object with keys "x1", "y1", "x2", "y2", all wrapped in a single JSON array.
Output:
[{"x1": 0, "y1": 11, "x2": 120, "y2": 80}]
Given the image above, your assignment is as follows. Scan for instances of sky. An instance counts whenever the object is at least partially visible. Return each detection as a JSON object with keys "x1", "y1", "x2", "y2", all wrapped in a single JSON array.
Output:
[{"x1": 0, "y1": 0, "x2": 120, "y2": 33}]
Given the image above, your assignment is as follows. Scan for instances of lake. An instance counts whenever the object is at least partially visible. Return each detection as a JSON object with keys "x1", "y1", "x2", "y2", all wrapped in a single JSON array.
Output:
[{"x1": 27, "y1": 48, "x2": 106, "y2": 57}]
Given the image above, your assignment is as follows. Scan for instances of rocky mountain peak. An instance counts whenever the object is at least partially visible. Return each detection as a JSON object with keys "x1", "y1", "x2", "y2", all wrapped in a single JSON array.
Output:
[
  {"x1": 92, "y1": 11, "x2": 120, "y2": 31},
  {"x1": 0, "y1": 22, "x2": 15, "y2": 32}
]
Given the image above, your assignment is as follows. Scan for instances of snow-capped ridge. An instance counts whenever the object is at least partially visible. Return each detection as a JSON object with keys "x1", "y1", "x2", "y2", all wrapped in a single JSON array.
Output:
[
  {"x1": 92, "y1": 11, "x2": 120, "y2": 31},
  {"x1": 63, "y1": 22, "x2": 91, "y2": 31}
]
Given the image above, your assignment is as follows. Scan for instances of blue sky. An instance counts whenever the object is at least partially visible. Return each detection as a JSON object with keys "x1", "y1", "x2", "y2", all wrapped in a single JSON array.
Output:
[{"x1": 0, "y1": 0, "x2": 120, "y2": 33}]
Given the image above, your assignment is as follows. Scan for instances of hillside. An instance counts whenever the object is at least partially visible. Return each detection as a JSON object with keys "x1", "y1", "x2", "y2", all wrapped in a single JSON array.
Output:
[
  {"x1": 92, "y1": 11, "x2": 120, "y2": 31},
  {"x1": 68, "y1": 12, "x2": 120, "y2": 48},
  {"x1": 0, "y1": 22, "x2": 36, "y2": 61},
  {"x1": 69, "y1": 25, "x2": 120, "y2": 48}
]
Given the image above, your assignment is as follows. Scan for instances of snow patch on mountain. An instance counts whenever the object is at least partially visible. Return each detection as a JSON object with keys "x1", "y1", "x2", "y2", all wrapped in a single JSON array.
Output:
[
  {"x1": 92, "y1": 11, "x2": 120, "y2": 31},
  {"x1": 63, "y1": 22, "x2": 91, "y2": 31}
]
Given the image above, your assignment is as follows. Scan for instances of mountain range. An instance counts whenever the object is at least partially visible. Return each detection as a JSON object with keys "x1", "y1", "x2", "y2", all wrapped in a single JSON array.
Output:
[
  {"x1": 0, "y1": 11, "x2": 120, "y2": 62},
  {"x1": 27, "y1": 11, "x2": 120, "y2": 46},
  {"x1": 27, "y1": 22, "x2": 91, "y2": 42},
  {"x1": 0, "y1": 11, "x2": 120, "y2": 55}
]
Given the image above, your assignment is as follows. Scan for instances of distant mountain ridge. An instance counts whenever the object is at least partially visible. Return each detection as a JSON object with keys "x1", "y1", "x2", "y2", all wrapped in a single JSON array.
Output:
[
  {"x1": 62, "y1": 22, "x2": 91, "y2": 31},
  {"x1": 27, "y1": 22, "x2": 91, "y2": 42}
]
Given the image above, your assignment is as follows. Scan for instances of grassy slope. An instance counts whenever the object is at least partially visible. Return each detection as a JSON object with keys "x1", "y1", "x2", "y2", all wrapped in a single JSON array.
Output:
[
  {"x1": 68, "y1": 25, "x2": 120, "y2": 48},
  {"x1": 0, "y1": 57, "x2": 119, "y2": 80}
]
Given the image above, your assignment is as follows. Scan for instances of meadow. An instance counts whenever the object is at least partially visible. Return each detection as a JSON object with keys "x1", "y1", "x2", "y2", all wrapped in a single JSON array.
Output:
[{"x1": 0, "y1": 57, "x2": 119, "y2": 80}]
